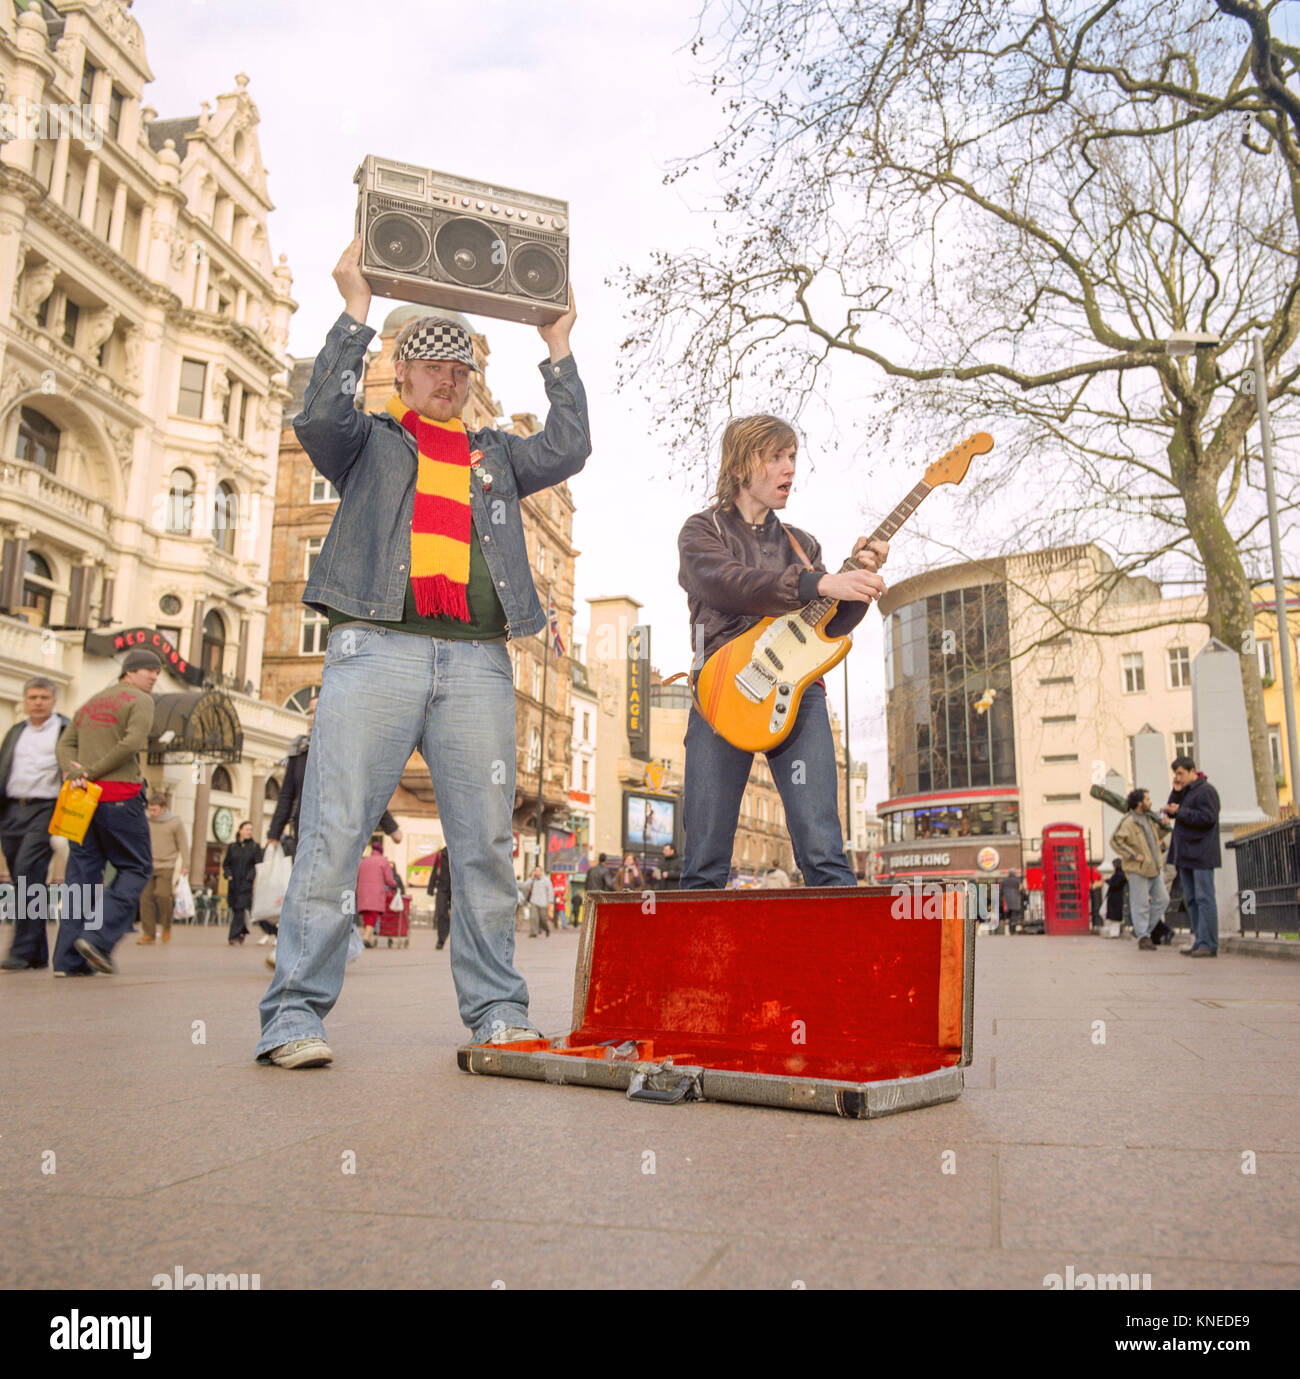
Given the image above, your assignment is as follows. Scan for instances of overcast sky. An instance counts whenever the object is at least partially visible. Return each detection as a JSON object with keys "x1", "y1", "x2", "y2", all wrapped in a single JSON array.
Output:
[{"x1": 133, "y1": 1, "x2": 1298, "y2": 811}]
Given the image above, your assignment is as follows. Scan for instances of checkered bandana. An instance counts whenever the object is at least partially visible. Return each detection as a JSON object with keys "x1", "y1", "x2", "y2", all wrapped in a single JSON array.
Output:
[{"x1": 395, "y1": 319, "x2": 480, "y2": 372}]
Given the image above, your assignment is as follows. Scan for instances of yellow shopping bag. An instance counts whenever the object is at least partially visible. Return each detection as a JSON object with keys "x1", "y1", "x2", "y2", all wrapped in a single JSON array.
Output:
[{"x1": 48, "y1": 779, "x2": 103, "y2": 845}]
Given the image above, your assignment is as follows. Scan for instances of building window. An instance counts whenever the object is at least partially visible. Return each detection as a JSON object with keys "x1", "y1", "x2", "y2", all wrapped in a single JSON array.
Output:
[
  {"x1": 1044, "y1": 793, "x2": 1082, "y2": 803},
  {"x1": 1258, "y1": 638, "x2": 1275, "y2": 682},
  {"x1": 300, "y1": 610, "x2": 328, "y2": 655},
  {"x1": 527, "y1": 727, "x2": 541, "y2": 772},
  {"x1": 239, "y1": 390, "x2": 251, "y2": 439},
  {"x1": 1038, "y1": 676, "x2": 1073, "y2": 686},
  {"x1": 1268, "y1": 726, "x2": 1283, "y2": 778},
  {"x1": 21, "y1": 552, "x2": 56, "y2": 625},
  {"x1": 212, "y1": 481, "x2": 238, "y2": 553},
  {"x1": 79, "y1": 59, "x2": 97, "y2": 109},
  {"x1": 310, "y1": 473, "x2": 340, "y2": 503},
  {"x1": 1168, "y1": 646, "x2": 1191, "y2": 689},
  {"x1": 62, "y1": 299, "x2": 80, "y2": 349},
  {"x1": 106, "y1": 87, "x2": 123, "y2": 142},
  {"x1": 304, "y1": 537, "x2": 324, "y2": 579},
  {"x1": 210, "y1": 765, "x2": 233, "y2": 793},
  {"x1": 284, "y1": 686, "x2": 320, "y2": 714},
  {"x1": 1174, "y1": 731, "x2": 1195, "y2": 760},
  {"x1": 580, "y1": 758, "x2": 589, "y2": 791},
  {"x1": 265, "y1": 777, "x2": 281, "y2": 802},
  {"x1": 1121, "y1": 652, "x2": 1145, "y2": 694},
  {"x1": 166, "y1": 469, "x2": 195, "y2": 534},
  {"x1": 583, "y1": 710, "x2": 591, "y2": 742},
  {"x1": 1042, "y1": 714, "x2": 1077, "y2": 725},
  {"x1": 178, "y1": 358, "x2": 207, "y2": 418},
  {"x1": 201, "y1": 609, "x2": 226, "y2": 682},
  {"x1": 1042, "y1": 754, "x2": 1079, "y2": 763},
  {"x1": 15, "y1": 407, "x2": 60, "y2": 472},
  {"x1": 533, "y1": 662, "x2": 543, "y2": 699}
]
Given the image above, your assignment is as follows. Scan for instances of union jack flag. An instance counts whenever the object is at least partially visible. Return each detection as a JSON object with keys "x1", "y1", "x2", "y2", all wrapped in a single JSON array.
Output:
[{"x1": 547, "y1": 596, "x2": 566, "y2": 658}]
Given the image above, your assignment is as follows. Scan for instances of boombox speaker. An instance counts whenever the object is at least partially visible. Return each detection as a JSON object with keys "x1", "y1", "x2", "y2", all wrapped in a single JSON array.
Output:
[{"x1": 354, "y1": 155, "x2": 569, "y2": 327}]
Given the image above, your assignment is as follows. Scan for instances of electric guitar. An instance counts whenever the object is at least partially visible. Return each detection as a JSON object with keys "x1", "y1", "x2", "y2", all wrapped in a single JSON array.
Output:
[{"x1": 694, "y1": 432, "x2": 994, "y2": 753}]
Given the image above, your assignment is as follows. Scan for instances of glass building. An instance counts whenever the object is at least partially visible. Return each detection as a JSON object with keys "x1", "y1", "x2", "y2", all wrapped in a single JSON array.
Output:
[{"x1": 877, "y1": 577, "x2": 1021, "y2": 881}]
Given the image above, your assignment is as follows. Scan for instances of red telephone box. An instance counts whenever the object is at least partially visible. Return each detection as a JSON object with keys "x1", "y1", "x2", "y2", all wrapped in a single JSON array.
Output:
[{"x1": 1041, "y1": 823, "x2": 1090, "y2": 935}]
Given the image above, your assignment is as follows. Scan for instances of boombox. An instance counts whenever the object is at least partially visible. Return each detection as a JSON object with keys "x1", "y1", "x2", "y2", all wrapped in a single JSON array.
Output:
[{"x1": 354, "y1": 155, "x2": 569, "y2": 327}]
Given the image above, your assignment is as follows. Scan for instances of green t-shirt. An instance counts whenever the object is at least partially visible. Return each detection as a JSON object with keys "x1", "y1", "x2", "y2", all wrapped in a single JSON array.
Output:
[{"x1": 327, "y1": 528, "x2": 507, "y2": 641}]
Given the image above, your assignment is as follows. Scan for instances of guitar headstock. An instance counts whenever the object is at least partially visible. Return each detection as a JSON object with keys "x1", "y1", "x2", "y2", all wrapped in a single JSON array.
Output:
[{"x1": 924, "y1": 432, "x2": 994, "y2": 488}]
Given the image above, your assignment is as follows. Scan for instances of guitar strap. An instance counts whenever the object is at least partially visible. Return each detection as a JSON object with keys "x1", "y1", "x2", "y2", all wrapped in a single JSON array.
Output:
[{"x1": 782, "y1": 525, "x2": 815, "y2": 572}]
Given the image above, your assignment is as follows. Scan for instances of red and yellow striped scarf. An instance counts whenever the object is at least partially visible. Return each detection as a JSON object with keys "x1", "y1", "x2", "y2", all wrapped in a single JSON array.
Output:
[{"x1": 385, "y1": 395, "x2": 472, "y2": 621}]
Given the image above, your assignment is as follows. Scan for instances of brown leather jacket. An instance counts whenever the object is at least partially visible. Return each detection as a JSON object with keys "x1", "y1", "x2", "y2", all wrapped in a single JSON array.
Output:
[{"x1": 677, "y1": 505, "x2": 869, "y2": 671}]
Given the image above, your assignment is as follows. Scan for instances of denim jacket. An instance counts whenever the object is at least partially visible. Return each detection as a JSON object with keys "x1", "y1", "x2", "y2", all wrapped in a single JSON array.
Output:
[{"x1": 295, "y1": 312, "x2": 591, "y2": 637}]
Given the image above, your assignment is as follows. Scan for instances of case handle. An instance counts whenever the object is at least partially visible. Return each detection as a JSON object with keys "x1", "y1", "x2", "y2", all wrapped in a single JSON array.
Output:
[{"x1": 626, "y1": 1070, "x2": 700, "y2": 1105}]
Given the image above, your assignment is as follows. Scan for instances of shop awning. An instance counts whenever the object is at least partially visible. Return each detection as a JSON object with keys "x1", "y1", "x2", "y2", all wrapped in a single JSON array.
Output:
[{"x1": 147, "y1": 689, "x2": 243, "y2": 765}]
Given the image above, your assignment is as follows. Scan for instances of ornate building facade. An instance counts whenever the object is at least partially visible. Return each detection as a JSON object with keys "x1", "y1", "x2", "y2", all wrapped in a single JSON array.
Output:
[{"x1": 0, "y1": 1, "x2": 302, "y2": 887}]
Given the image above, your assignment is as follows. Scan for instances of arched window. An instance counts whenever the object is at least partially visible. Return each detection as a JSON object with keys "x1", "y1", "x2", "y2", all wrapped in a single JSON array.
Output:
[
  {"x1": 212, "y1": 480, "x2": 238, "y2": 553},
  {"x1": 166, "y1": 469, "x2": 195, "y2": 534},
  {"x1": 201, "y1": 609, "x2": 226, "y2": 682},
  {"x1": 16, "y1": 408, "x2": 61, "y2": 472},
  {"x1": 210, "y1": 765, "x2": 233, "y2": 793},
  {"x1": 284, "y1": 686, "x2": 320, "y2": 714},
  {"x1": 21, "y1": 552, "x2": 56, "y2": 625},
  {"x1": 264, "y1": 776, "x2": 280, "y2": 802}
]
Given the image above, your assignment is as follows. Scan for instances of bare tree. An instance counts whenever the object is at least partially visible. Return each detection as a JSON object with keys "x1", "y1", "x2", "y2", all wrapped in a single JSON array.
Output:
[{"x1": 615, "y1": 0, "x2": 1300, "y2": 811}]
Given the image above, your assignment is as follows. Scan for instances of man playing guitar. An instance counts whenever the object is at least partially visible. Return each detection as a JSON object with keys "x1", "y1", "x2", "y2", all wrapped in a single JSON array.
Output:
[{"x1": 677, "y1": 414, "x2": 888, "y2": 889}]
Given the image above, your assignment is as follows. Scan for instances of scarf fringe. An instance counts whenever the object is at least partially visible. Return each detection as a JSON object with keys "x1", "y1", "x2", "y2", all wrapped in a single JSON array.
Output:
[{"x1": 412, "y1": 574, "x2": 471, "y2": 622}]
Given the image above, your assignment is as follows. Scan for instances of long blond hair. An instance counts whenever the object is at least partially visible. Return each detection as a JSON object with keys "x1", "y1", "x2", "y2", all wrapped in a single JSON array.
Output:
[{"x1": 710, "y1": 414, "x2": 798, "y2": 510}]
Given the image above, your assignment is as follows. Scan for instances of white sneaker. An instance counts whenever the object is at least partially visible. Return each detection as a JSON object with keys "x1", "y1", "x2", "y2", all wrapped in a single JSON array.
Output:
[
  {"x1": 482, "y1": 1025, "x2": 545, "y2": 1045},
  {"x1": 257, "y1": 936, "x2": 271, "y2": 945},
  {"x1": 267, "y1": 1037, "x2": 333, "y2": 1069}
]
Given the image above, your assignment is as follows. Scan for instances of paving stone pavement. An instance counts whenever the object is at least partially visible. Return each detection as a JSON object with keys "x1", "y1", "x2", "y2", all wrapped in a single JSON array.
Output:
[{"x1": 1, "y1": 920, "x2": 1297, "y2": 1290}]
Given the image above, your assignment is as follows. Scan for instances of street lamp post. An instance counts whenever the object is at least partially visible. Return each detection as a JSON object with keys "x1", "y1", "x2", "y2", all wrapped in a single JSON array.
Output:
[{"x1": 1252, "y1": 333, "x2": 1300, "y2": 801}]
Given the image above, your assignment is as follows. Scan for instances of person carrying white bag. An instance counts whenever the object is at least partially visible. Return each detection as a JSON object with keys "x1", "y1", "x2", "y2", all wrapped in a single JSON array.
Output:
[
  {"x1": 251, "y1": 848, "x2": 293, "y2": 943},
  {"x1": 172, "y1": 873, "x2": 196, "y2": 922}
]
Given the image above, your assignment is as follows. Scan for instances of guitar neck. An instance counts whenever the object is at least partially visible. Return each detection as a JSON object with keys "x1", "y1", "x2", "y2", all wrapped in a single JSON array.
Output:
[{"x1": 797, "y1": 477, "x2": 934, "y2": 627}]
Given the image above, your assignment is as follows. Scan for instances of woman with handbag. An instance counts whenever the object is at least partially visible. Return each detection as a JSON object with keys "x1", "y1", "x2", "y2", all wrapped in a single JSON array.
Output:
[{"x1": 223, "y1": 822, "x2": 263, "y2": 945}]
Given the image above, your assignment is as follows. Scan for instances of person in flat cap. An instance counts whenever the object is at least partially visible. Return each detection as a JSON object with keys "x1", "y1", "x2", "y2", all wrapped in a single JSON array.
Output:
[
  {"x1": 254, "y1": 234, "x2": 586, "y2": 1069},
  {"x1": 51, "y1": 648, "x2": 162, "y2": 975}
]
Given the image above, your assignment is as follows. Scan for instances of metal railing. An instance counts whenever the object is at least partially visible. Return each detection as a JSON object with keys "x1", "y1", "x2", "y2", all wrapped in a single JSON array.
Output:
[{"x1": 1226, "y1": 817, "x2": 1300, "y2": 937}]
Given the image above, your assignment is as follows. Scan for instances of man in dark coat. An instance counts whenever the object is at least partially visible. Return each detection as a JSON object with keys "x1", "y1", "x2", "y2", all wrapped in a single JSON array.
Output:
[
  {"x1": 1105, "y1": 858, "x2": 1128, "y2": 925},
  {"x1": 998, "y1": 868, "x2": 1023, "y2": 933},
  {"x1": 425, "y1": 845, "x2": 451, "y2": 950},
  {"x1": 266, "y1": 699, "x2": 402, "y2": 851},
  {"x1": 584, "y1": 853, "x2": 613, "y2": 893},
  {"x1": 222, "y1": 822, "x2": 263, "y2": 944},
  {"x1": 1165, "y1": 755, "x2": 1221, "y2": 957},
  {"x1": 0, "y1": 676, "x2": 68, "y2": 970}
]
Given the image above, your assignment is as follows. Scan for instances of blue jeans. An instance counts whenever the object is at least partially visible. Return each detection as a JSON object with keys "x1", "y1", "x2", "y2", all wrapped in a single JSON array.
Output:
[
  {"x1": 681, "y1": 682, "x2": 856, "y2": 889},
  {"x1": 1178, "y1": 867, "x2": 1219, "y2": 953},
  {"x1": 53, "y1": 786, "x2": 152, "y2": 972},
  {"x1": 257, "y1": 628, "x2": 531, "y2": 1055},
  {"x1": 1126, "y1": 870, "x2": 1168, "y2": 941}
]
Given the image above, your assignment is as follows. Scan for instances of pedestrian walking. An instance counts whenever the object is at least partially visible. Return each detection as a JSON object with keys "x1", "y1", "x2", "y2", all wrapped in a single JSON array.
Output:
[
  {"x1": 998, "y1": 868, "x2": 1023, "y2": 933},
  {"x1": 139, "y1": 792, "x2": 188, "y2": 945},
  {"x1": 759, "y1": 860, "x2": 791, "y2": 888},
  {"x1": 1105, "y1": 858, "x2": 1127, "y2": 926},
  {"x1": 656, "y1": 843, "x2": 682, "y2": 890},
  {"x1": 1164, "y1": 755, "x2": 1222, "y2": 957},
  {"x1": 357, "y1": 838, "x2": 397, "y2": 947},
  {"x1": 426, "y1": 845, "x2": 451, "y2": 949},
  {"x1": 584, "y1": 853, "x2": 613, "y2": 893},
  {"x1": 222, "y1": 822, "x2": 262, "y2": 945},
  {"x1": 0, "y1": 676, "x2": 68, "y2": 971},
  {"x1": 52, "y1": 649, "x2": 159, "y2": 977},
  {"x1": 1110, "y1": 789, "x2": 1169, "y2": 951},
  {"x1": 525, "y1": 865, "x2": 553, "y2": 938}
]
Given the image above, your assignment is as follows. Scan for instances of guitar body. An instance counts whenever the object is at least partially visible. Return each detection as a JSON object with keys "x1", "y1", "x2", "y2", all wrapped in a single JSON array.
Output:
[{"x1": 695, "y1": 607, "x2": 852, "y2": 754}]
